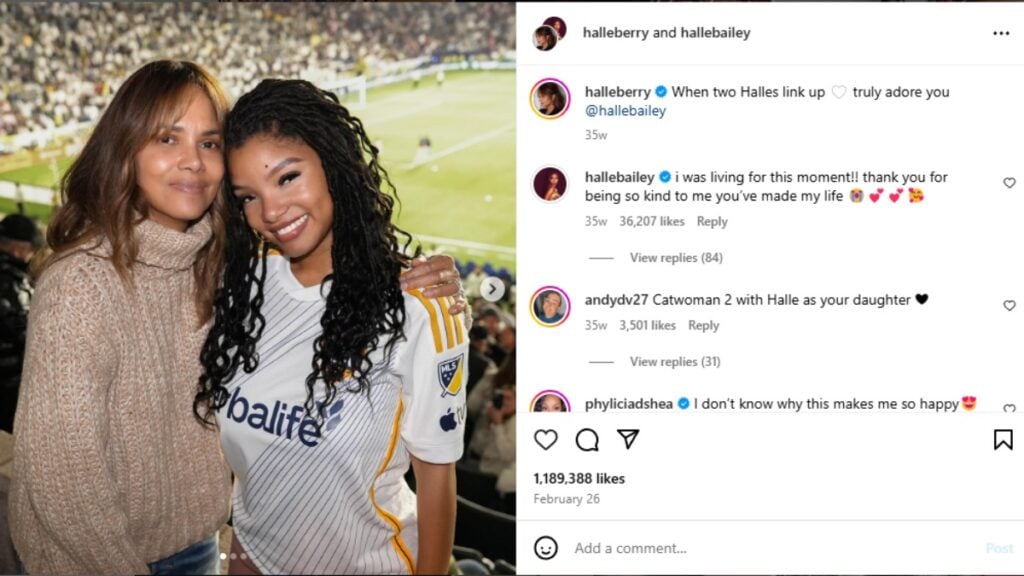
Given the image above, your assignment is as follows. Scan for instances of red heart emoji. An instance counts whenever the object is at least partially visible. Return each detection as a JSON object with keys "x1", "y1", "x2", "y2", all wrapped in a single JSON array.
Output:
[
  {"x1": 869, "y1": 193, "x2": 880, "y2": 203},
  {"x1": 889, "y1": 193, "x2": 899, "y2": 202}
]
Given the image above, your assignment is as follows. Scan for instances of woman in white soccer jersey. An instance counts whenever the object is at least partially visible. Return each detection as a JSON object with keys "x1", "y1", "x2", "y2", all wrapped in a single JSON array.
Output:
[{"x1": 194, "y1": 79, "x2": 466, "y2": 575}]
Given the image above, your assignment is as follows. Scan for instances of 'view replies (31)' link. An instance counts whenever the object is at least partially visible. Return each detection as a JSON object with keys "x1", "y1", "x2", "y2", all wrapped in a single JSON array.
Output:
[{"x1": 518, "y1": 3, "x2": 1023, "y2": 574}]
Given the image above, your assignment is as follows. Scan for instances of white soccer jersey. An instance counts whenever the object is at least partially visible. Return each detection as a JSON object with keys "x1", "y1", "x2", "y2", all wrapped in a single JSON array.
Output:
[{"x1": 217, "y1": 256, "x2": 467, "y2": 575}]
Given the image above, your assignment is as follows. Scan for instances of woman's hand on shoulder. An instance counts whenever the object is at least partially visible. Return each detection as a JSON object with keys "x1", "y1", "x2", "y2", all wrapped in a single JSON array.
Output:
[{"x1": 400, "y1": 254, "x2": 467, "y2": 316}]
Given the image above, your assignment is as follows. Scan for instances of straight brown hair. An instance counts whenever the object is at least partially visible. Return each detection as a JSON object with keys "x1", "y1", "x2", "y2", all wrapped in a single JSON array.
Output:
[{"x1": 44, "y1": 60, "x2": 231, "y2": 324}]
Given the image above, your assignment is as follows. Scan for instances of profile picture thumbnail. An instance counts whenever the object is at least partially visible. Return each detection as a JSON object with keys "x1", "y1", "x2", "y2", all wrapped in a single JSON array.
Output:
[
  {"x1": 533, "y1": 25, "x2": 558, "y2": 52},
  {"x1": 533, "y1": 167, "x2": 566, "y2": 202},
  {"x1": 543, "y1": 16, "x2": 567, "y2": 40},
  {"x1": 531, "y1": 286, "x2": 570, "y2": 327},
  {"x1": 530, "y1": 79, "x2": 569, "y2": 119},
  {"x1": 532, "y1": 390, "x2": 570, "y2": 413}
]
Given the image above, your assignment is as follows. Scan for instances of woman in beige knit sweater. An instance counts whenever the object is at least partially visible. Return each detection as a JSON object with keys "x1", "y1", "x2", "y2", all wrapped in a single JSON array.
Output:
[{"x1": 9, "y1": 61, "x2": 463, "y2": 575}]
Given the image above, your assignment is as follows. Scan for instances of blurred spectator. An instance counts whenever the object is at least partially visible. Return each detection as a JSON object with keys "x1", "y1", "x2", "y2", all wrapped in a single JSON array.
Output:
[
  {"x1": 497, "y1": 324, "x2": 515, "y2": 355},
  {"x1": 463, "y1": 262, "x2": 486, "y2": 302},
  {"x1": 467, "y1": 325, "x2": 496, "y2": 397},
  {"x1": 0, "y1": 214, "x2": 41, "y2": 433},
  {"x1": 465, "y1": 351, "x2": 515, "y2": 511},
  {"x1": 475, "y1": 305, "x2": 506, "y2": 366}
]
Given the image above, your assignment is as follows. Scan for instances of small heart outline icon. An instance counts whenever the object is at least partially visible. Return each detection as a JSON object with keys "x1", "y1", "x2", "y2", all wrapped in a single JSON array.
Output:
[
  {"x1": 1004, "y1": 300, "x2": 1017, "y2": 311},
  {"x1": 832, "y1": 85, "x2": 847, "y2": 98},
  {"x1": 1004, "y1": 404, "x2": 1017, "y2": 413},
  {"x1": 1004, "y1": 177, "x2": 1016, "y2": 189},
  {"x1": 534, "y1": 429, "x2": 558, "y2": 450}
]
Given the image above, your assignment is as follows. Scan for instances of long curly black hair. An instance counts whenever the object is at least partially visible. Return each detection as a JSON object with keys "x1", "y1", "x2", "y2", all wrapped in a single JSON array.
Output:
[{"x1": 194, "y1": 79, "x2": 412, "y2": 427}]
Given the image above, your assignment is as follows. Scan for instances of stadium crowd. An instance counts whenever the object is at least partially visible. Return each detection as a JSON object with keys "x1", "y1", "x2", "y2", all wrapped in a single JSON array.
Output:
[{"x1": 0, "y1": 2, "x2": 515, "y2": 136}]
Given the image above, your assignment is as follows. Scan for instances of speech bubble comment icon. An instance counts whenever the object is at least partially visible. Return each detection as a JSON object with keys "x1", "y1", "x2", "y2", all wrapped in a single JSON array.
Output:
[{"x1": 576, "y1": 428, "x2": 599, "y2": 452}]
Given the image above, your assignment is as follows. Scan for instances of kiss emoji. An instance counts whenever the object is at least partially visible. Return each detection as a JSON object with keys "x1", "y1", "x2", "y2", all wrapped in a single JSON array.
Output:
[{"x1": 961, "y1": 396, "x2": 977, "y2": 411}]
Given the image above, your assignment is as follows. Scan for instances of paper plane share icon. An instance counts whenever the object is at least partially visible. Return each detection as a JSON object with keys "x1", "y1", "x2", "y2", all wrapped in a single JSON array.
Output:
[{"x1": 617, "y1": 429, "x2": 639, "y2": 450}]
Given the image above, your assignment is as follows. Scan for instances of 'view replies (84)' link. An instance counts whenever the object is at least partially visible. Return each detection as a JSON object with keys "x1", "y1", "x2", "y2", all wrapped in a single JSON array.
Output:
[{"x1": 519, "y1": 3, "x2": 1023, "y2": 575}]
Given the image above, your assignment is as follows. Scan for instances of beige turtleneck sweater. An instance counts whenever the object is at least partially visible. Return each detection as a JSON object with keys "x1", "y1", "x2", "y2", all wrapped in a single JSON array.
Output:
[{"x1": 9, "y1": 217, "x2": 231, "y2": 575}]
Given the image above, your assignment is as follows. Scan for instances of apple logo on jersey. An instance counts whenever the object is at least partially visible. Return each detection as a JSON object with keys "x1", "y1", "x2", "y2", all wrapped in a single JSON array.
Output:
[
  {"x1": 440, "y1": 408, "x2": 457, "y2": 432},
  {"x1": 438, "y1": 404, "x2": 466, "y2": 432}
]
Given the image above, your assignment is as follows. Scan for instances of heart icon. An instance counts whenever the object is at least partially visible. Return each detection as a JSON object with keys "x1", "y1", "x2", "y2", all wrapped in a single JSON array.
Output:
[
  {"x1": 1004, "y1": 300, "x2": 1017, "y2": 311},
  {"x1": 534, "y1": 429, "x2": 558, "y2": 450},
  {"x1": 889, "y1": 193, "x2": 900, "y2": 203},
  {"x1": 915, "y1": 293, "x2": 929, "y2": 304},
  {"x1": 1004, "y1": 404, "x2": 1017, "y2": 413},
  {"x1": 832, "y1": 85, "x2": 847, "y2": 98},
  {"x1": 1004, "y1": 177, "x2": 1016, "y2": 189},
  {"x1": 869, "y1": 193, "x2": 881, "y2": 203}
]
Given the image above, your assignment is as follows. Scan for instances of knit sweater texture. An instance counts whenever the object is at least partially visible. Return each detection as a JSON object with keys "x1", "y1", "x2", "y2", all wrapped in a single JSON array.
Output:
[{"x1": 9, "y1": 217, "x2": 231, "y2": 574}]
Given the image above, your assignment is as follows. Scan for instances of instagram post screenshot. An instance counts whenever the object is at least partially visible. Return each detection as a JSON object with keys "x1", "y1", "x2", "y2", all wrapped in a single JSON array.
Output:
[
  {"x1": 518, "y1": 2, "x2": 1021, "y2": 575},
  {"x1": 0, "y1": 1, "x2": 1020, "y2": 576}
]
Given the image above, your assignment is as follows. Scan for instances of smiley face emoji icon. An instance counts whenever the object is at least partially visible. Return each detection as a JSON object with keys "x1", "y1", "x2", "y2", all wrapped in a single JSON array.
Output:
[{"x1": 534, "y1": 535, "x2": 558, "y2": 560}]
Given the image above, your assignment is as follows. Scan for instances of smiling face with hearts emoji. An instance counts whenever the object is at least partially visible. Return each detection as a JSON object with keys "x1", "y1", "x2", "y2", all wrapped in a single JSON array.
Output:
[{"x1": 961, "y1": 396, "x2": 977, "y2": 411}]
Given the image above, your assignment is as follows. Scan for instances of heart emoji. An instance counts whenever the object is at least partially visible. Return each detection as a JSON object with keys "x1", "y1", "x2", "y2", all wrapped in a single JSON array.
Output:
[
  {"x1": 832, "y1": 85, "x2": 847, "y2": 98},
  {"x1": 534, "y1": 429, "x2": 558, "y2": 450},
  {"x1": 1004, "y1": 177, "x2": 1016, "y2": 189},
  {"x1": 1004, "y1": 404, "x2": 1017, "y2": 413},
  {"x1": 915, "y1": 293, "x2": 929, "y2": 304},
  {"x1": 1005, "y1": 300, "x2": 1017, "y2": 311},
  {"x1": 870, "y1": 193, "x2": 881, "y2": 203},
  {"x1": 889, "y1": 193, "x2": 900, "y2": 203},
  {"x1": 961, "y1": 396, "x2": 977, "y2": 411}
]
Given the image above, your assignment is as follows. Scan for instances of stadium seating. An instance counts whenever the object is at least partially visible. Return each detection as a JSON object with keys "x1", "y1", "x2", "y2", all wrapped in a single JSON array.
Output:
[{"x1": 454, "y1": 495, "x2": 515, "y2": 565}]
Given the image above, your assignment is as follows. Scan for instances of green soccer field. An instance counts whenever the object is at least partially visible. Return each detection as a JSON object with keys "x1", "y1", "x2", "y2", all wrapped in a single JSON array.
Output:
[{"x1": 0, "y1": 70, "x2": 516, "y2": 273}]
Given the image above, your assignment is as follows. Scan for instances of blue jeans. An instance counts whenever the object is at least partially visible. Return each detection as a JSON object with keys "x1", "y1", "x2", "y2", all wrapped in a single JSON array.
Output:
[{"x1": 148, "y1": 533, "x2": 220, "y2": 575}]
